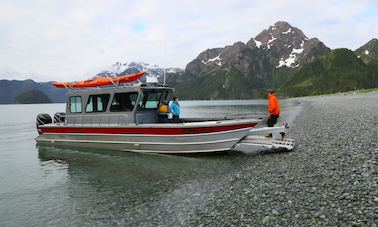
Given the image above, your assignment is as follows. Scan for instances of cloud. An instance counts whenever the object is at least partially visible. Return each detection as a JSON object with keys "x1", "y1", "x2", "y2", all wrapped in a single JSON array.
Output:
[{"x1": 0, "y1": 0, "x2": 377, "y2": 81}]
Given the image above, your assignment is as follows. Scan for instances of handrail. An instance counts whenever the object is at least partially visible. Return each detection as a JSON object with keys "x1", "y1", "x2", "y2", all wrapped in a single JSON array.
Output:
[
  {"x1": 68, "y1": 83, "x2": 173, "y2": 93},
  {"x1": 67, "y1": 113, "x2": 130, "y2": 125}
]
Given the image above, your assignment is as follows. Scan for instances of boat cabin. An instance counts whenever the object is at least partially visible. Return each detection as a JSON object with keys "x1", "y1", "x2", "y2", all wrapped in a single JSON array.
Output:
[{"x1": 65, "y1": 84, "x2": 174, "y2": 125}]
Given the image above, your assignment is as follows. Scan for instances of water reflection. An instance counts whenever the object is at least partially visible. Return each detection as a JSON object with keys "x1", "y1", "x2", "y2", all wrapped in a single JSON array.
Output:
[
  {"x1": 36, "y1": 145, "x2": 246, "y2": 224},
  {"x1": 37, "y1": 145, "x2": 240, "y2": 191}
]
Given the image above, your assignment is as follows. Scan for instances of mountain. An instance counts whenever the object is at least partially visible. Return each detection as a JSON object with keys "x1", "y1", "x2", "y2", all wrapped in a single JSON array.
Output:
[
  {"x1": 0, "y1": 79, "x2": 67, "y2": 104},
  {"x1": 171, "y1": 21, "x2": 331, "y2": 99},
  {"x1": 97, "y1": 61, "x2": 183, "y2": 79},
  {"x1": 14, "y1": 89, "x2": 52, "y2": 104},
  {"x1": 280, "y1": 49, "x2": 377, "y2": 96},
  {"x1": 247, "y1": 21, "x2": 330, "y2": 68},
  {"x1": 355, "y1": 38, "x2": 378, "y2": 64}
]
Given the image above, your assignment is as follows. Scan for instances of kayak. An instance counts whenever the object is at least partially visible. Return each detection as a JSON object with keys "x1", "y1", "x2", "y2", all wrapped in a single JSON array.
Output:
[{"x1": 53, "y1": 72, "x2": 145, "y2": 88}]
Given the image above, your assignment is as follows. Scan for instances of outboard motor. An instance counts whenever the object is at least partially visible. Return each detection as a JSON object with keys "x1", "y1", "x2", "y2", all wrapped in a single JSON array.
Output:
[
  {"x1": 53, "y1": 112, "x2": 65, "y2": 124},
  {"x1": 36, "y1": 113, "x2": 52, "y2": 134}
]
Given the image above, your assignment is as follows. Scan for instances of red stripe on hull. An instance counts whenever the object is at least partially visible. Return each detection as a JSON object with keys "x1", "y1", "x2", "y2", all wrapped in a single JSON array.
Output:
[{"x1": 40, "y1": 123, "x2": 257, "y2": 135}]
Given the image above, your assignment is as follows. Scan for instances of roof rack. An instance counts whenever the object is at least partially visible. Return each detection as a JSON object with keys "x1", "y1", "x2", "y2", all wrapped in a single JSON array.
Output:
[{"x1": 67, "y1": 82, "x2": 173, "y2": 93}]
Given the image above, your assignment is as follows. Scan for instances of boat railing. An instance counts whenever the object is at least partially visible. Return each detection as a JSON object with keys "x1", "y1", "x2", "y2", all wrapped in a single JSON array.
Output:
[
  {"x1": 67, "y1": 82, "x2": 171, "y2": 93},
  {"x1": 65, "y1": 113, "x2": 131, "y2": 126},
  {"x1": 67, "y1": 82, "x2": 140, "y2": 92}
]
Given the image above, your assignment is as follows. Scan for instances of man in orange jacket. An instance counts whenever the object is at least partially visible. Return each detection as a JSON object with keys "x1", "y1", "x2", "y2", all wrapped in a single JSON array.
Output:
[{"x1": 267, "y1": 90, "x2": 280, "y2": 127}]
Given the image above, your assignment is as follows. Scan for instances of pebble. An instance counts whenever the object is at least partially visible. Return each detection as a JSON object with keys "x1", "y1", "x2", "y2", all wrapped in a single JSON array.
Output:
[
  {"x1": 261, "y1": 216, "x2": 271, "y2": 225},
  {"x1": 136, "y1": 93, "x2": 378, "y2": 226}
]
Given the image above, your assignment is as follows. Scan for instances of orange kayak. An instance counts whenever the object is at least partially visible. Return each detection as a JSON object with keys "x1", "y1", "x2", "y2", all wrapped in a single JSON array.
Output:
[{"x1": 53, "y1": 72, "x2": 145, "y2": 88}]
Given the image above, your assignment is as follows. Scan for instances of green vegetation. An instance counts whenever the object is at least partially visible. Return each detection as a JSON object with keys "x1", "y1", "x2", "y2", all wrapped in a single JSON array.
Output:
[
  {"x1": 355, "y1": 38, "x2": 378, "y2": 64},
  {"x1": 14, "y1": 89, "x2": 52, "y2": 104},
  {"x1": 280, "y1": 49, "x2": 378, "y2": 97},
  {"x1": 174, "y1": 48, "x2": 378, "y2": 99},
  {"x1": 175, "y1": 65, "x2": 269, "y2": 99}
]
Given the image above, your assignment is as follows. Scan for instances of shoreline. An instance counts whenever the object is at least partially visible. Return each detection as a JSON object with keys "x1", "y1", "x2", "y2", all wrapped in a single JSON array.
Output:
[{"x1": 184, "y1": 91, "x2": 378, "y2": 226}]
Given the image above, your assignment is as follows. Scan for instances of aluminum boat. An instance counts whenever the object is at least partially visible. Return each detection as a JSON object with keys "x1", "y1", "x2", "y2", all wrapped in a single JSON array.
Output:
[{"x1": 36, "y1": 81, "x2": 263, "y2": 153}]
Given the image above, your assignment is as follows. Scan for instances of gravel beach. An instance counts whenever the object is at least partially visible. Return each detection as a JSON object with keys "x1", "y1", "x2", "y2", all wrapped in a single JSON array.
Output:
[{"x1": 180, "y1": 92, "x2": 378, "y2": 226}]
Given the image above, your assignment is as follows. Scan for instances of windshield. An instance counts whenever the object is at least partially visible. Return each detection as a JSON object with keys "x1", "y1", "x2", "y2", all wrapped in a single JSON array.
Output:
[
  {"x1": 138, "y1": 91, "x2": 163, "y2": 110},
  {"x1": 110, "y1": 92, "x2": 138, "y2": 112}
]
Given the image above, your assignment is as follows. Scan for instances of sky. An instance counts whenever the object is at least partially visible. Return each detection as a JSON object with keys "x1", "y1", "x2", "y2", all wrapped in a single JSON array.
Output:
[{"x1": 0, "y1": 0, "x2": 377, "y2": 81}]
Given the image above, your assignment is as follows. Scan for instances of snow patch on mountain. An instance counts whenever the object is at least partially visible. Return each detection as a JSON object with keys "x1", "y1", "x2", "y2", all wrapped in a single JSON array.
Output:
[
  {"x1": 166, "y1": 68, "x2": 177, "y2": 73},
  {"x1": 202, "y1": 53, "x2": 223, "y2": 66},
  {"x1": 292, "y1": 47, "x2": 304, "y2": 54},
  {"x1": 96, "y1": 61, "x2": 182, "y2": 79},
  {"x1": 267, "y1": 36, "x2": 277, "y2": 45},
  {"x1": 111, "y1": 62, "x2": 155, "y2": 73},
  {"x1": 112, "y1": 62, "x2": 128, "y2": 74},
  {"x1": 253, "y1": 39, "x2": 262, "y2": 48},
  {"x1": 282, "y1": 28, "x2": 292, "y2": 34},
  {"x1": 276, "y1": 47, "x2": 304, "y2": 68}
]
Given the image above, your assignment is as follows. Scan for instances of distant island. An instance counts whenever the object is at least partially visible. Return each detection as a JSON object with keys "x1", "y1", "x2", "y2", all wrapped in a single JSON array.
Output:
[
  {"x1": 14, "y1": 89, "x2": 52, "y2": 104},
  {"x1": 0, "y1": 79, "x2": 67, "y2": 104}
]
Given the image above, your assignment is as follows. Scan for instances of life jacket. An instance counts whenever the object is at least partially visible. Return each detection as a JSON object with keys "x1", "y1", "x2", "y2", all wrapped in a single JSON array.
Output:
[
  {"x1": 268, "y1": 94, "x2": 280, "y2": 115},
  {"x1": 159, "y1": 104, "x2": 169, "y2": 114}
]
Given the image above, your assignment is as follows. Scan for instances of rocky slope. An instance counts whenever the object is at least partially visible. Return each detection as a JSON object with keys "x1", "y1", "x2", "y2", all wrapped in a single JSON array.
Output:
[
  {"x1": 247, "y1": 21, "x2": 330, "y2": 68},
  {"x1": 355, "y1": 38, "x2": 378, "y2": 64},
  {"x1": 173, "y1": 21, "x2": 331, "y2": 99}
]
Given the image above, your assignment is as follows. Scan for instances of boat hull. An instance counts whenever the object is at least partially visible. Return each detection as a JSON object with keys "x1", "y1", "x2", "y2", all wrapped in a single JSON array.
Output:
[{"x1": 36, "y1": 120, "x2": 258, "y2": 153}]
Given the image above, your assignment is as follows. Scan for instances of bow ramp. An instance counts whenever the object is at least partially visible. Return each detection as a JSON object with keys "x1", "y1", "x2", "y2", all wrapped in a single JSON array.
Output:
[{"x1": 233, "y1": 125, "x2": 295, "y2": 152}]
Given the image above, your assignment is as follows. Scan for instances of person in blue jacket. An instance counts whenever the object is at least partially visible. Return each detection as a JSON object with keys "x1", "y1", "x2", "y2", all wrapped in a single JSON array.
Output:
[{"x1": 170, "y1": 96, "x2": 181, "y2": 123}]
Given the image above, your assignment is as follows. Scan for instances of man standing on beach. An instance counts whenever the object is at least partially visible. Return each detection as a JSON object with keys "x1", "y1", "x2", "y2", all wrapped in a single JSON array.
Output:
[{"x1": 267, "y1": 90, "x2": 280, "y2": 127}]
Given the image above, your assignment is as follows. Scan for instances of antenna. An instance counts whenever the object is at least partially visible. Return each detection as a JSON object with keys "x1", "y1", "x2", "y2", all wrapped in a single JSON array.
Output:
[
  {"x1": 163, "y1": 38, "x2": 167, "y2": 85},
  {"x1": 163, "y1": 67, "x2": 166, "y2": 85}
]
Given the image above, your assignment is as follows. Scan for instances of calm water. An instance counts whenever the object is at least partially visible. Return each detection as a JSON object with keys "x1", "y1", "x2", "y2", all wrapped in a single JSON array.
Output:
[{"x1": 0, "y1": 100, "x2": 299, "y2": 225}]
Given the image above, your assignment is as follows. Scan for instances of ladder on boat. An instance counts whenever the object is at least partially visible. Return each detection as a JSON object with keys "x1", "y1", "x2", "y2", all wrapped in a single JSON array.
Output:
[{"x1": 233, "y1": 125, "x2": 295, "y2": 152}]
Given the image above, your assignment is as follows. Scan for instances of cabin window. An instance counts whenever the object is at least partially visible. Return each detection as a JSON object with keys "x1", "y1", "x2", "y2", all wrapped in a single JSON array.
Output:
[
  {"x1": 162, "y1": 91, "x2": 170, "y2": 103},
  {"x1": 138, "y1": 91, "x2": 163, "y2": 110},
  {"x1": 69, "y1": 96, "x2": 82, "y2": 113},
  {"x1": 110, "y1": 92, "x2": 138, "y2": 112},
  {"x1": 85, "y1": 94, "x2": 110, "y2": 112}
]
